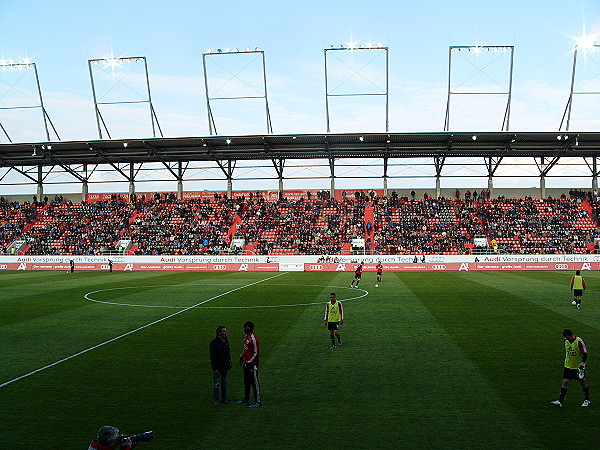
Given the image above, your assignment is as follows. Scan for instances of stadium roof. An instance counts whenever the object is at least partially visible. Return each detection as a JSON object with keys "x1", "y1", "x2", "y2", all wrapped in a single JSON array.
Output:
[{"x1": 0, "y1": 131, "x2": 599, "y2": 167}]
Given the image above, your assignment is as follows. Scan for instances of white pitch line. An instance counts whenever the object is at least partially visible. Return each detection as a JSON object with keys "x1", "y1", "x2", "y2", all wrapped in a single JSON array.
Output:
[
  {"x1": 84, "y1": 283, "x2": 369, "y2": 309},
  {"x1": 0, "y1": 272, "x2": 287, "y2": 389}
]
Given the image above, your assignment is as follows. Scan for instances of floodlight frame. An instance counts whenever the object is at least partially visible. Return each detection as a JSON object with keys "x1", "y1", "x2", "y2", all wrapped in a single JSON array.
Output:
[
  {"x1": 202, "y1": 49, "x2": 273, "y2": 135},
  {"x1": 559, "y1": 44, "x2": 600, "y2": 131},
  {"x1": 0, "y1": 61, "x2": 60, "y2": 142},
  {"x1": 444, "y1": 45, "x2": 515, "y2": 131},
  {"x1": 324, "y1": 46, "x2": 389, "y2": 132},
  {"x1": 87, "y1": 56, "x2": 163, "y2": 139}
]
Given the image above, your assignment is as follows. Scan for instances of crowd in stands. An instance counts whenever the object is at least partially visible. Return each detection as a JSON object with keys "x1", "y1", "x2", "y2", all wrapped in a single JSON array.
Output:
[
  {"x1": 1, "y1": 190, "x2": 598, "y2": 256},
  {"x1": 234, "y1": 196, "x2": 366, "y2": 255}
]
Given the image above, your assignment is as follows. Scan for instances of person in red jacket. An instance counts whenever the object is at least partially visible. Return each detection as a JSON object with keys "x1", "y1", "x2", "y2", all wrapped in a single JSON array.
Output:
[
  {"x1": 376, "y1": 261, "x2": 383, "y2": 286},
  {"x1": 237, "y1": 321, "x2": 262, "y2": 408},
  {"x1": 350, "y1": 261, "x2": 364, "y2": 288}
]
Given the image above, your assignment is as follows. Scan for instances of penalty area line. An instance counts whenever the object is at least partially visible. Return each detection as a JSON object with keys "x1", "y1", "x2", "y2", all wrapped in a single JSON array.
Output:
[{"x1": 0, "y1": 272, "x2": 287, "y2": 389}]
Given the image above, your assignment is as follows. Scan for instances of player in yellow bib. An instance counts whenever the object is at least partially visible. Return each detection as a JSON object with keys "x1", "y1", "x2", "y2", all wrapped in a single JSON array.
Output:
[
  {"x1": 570, "y1": 270, "x2": 587, "y2": 309},
  {"x1": 324, "y1": 292, "x2": 344, "y2": 349},
  {"x1": 551, "y1": 329, "x2": 590, "y2": 408}
]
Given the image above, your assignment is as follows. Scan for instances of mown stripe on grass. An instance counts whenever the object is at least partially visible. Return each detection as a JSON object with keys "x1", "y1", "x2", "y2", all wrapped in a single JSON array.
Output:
[
  {"x1": 402, "y1": 271, "x2": 600, "y2": 448},
  {"x1": 191, "y1": 271, "x2": 541, "y2": 449},
  {"x1": 0, "y1": 272, "x2": 287, "y2": 387}
]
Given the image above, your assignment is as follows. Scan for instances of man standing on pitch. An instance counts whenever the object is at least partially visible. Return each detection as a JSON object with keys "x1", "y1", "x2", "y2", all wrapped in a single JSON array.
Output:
[
  {"x1": 376, "y1": 261, "x2": 383, "y2": 287},
  {"x1": 210, "y1": 325, "x2": 232, "y2": 405},
  {"x1": 324, "y1": 292, "x2": 344, "y2": 348},
  {"x1": 237, "y1": 321, "x2": 261, "y2": 408},
  {"x1": 551, "y1": 329, "x2": 590, "y2": 408},
  {"x1": 350, "y1": 261, "x2": 363, "y2": 288},
  {"x1": 570, "y1": 270, "x2": 587, "y2": 309}
]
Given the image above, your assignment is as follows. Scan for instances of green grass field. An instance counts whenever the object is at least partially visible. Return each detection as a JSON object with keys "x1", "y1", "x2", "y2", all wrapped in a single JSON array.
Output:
[{"x1": 1, "y1": 269, "x2": 599, "y2": 449}]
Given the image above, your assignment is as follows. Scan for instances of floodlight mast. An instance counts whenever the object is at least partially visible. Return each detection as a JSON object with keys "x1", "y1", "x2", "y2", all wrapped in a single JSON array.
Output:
[
  {"x1": 444, "y1": 45, "x2": 514, "y2": 131},
  {"x1": 0, "y1": 61, "x2": 60, "y2": 142},
  {"x1": 560, "y1": 44, "x2": 600, "y2": 131},
  {"x1": 87, "y1": 56, "x2": 163, "y2": 139},
  {"x1": 202, "y1": 49, "x2": 273, "y2": 135},
  {"x1": 324, "y1": 45, "x2": 389, "y2": 132}
]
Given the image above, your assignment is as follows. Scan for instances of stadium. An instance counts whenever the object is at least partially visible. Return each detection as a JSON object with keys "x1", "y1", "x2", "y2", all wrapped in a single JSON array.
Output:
[{"x1": 2, "y1": 2, "x2": 600, "y2": 448}]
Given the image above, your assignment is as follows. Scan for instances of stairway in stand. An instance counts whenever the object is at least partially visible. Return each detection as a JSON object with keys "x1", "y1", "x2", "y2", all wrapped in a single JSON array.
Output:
[{"x1": 364, "y1": 205, "x2": 375, "y2": 253}]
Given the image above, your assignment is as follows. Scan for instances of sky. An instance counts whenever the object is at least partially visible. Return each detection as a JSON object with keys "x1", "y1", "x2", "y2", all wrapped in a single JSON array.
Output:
[{"x1": 1, "y1": 0, "x2": 600, "y2": 193}]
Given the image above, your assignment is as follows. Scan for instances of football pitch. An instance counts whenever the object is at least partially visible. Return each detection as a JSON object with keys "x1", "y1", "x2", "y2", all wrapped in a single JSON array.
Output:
[{"x1": 1, "y1": 269, "x2": 599, "y2": 449}]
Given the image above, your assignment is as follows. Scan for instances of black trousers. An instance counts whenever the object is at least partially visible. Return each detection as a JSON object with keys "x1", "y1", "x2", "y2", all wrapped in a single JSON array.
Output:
[{"x1": 243, "y1": 364, "x2": 261, "y2": 403}]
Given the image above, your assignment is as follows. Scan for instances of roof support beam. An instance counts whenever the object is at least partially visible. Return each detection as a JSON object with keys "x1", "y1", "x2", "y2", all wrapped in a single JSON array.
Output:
[{"x1": 144, "y1": 142, "x2": 179, "y2": 179}]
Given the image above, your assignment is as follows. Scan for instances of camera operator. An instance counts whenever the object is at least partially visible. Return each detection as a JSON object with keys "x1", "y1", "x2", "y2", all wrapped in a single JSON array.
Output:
[{"x1": 88, "y1": 426, "x2": 137, "y2": 450}]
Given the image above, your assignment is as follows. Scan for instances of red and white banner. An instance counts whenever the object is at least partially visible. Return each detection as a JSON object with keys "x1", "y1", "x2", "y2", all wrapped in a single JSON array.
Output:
[{"x1": 1, "y1": 257, "x2": 596, "y2": 272}]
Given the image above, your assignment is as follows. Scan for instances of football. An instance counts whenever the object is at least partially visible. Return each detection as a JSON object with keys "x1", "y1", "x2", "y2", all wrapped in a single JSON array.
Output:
[
  {"x1": 375, "y1": 284, "x2": 379, "y2": 288},
  {"x1": 572, "y1": 300, "x2": 577, "y2": 305}
]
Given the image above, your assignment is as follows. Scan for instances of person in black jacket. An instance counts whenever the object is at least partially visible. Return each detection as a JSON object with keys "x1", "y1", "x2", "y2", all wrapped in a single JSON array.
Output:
[{"x1": 210, "y1": 325, "x2": 232, "y2": 405}]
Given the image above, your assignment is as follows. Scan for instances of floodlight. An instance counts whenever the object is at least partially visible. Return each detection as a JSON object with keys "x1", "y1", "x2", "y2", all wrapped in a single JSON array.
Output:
[
  {"x1": 377, "y1": 42, "x2": 383, "y2": 47},
  {"x1": 557, "y1": 135, "x2": 562, "y2": 140},
  {"x1": 366, "y1": 42, "x2": 373, "y2": 48},
  {"x1": 359, "y1": 136, "x2": 364, "y2": 141},
  {"x1": 575, "y1": 34, "x2": 597, "y2": 50},
  {"x1": 207, "y1": 48, "x2": 212, "y2": 53},
  {"x1": 472, "y1": 135, "x2": 477, "y2": 141},
  {"x1": 245, "y1": 48, "x2": 250, "y2": 51},
  {"x1": 47, "y1": 145, "x2": 52, "y2": 150},
  {"x1": 0, "y1": 59, "x2": 6, "y2": 65},
  {"x1": 226, "y1": 138, "x2": 232, "y2": 144},
  {"x1": 123, "y1": 142, "x2": 128, "y2": 147},
  {"x1": 225, "y1": 48, "x2": 230, "y2": 52}
]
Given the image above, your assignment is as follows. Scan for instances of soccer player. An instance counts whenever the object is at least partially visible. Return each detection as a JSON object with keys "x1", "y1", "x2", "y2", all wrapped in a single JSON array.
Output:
[
  {"x1": 551, "y1": 329, "x2": 590, "y2": 408},
  {"x1": 570, "y1": 270, "x2": 587, "y2": 310},
  {"x1": 376, "y1": 261, "x2": 383, "y2": 286},
  {"x1": 237, "y1": 321, "x2": 261, "y2": 408},
  {"x1": 350, "y1": 261, "x2": 363, "y2": 288},
  {"x1": 324, "y1": 292, "x2": 344, "y2": 348}
]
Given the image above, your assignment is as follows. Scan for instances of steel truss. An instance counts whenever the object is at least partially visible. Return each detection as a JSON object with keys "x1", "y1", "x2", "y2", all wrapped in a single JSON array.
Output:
[
  {"x1": 444, "y1": 45, "x2": 514, "y2": 132},
  {"x1": 202, "y1": 49, "x2": 273, "y2": 135},
  {"x1": 88, "y1": 57, "x2": 162, "y2": 139},
  {"x1": 1, "y1": 132, "x2": 600, "y2": 197},
  {"x1": 324, "y1": 44, "x2": 389, "y2": 133},
  {"x1": 0, "y1": 61, "x2": 60, "y2": 143},
  {"x1": 560, "y1": 44, "x2": 600, "y2": 132}
]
